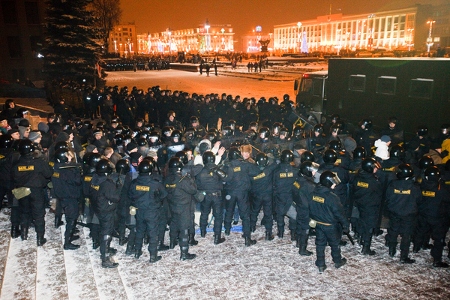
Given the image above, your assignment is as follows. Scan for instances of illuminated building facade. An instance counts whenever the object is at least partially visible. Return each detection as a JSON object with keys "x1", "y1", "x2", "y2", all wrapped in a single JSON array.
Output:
[
  {"x1": 273, "y1": 4, "x2": 450, "y2": 54},
  {"x1": 241, "y1": 26, "x2": 273, "y2": 53},
  {"x1": 136, "y1": 23, "x2": 234, "y2": 55},
  {"x1": 108, "y1": 23, "x2": 137, "y2": 57}
]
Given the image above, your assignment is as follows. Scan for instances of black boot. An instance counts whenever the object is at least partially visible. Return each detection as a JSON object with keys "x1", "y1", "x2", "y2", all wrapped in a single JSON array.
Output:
[
  {"x1": 64, "y1": 240, "x2": 80, "y2": 250},
  {"x1": 290, "y1": 231, "x2": 297, "y2": 242},
  {"x1": 107, "y1": 237, "x2": 117, "y2": 255},
  {"x1": 37, "y1": 235, "x2": 47, "y2": 246},
  {"x1": 265, "y1": 231, "x2": 274, "y2": 241},
  {"x1": 244, "y1": 236, "x2": 257, "y2": 247},
  {"x1": 224, "y1": 228, "x2": 230, "y2": 236},
  {"x1": 54, "y1": 215, "x2": 64, "y2": 228},
  {"x1": 149, "y1": 253, "x2": 162, "y2": 263},
  {"x1": 134, "y1": 249, "x2": 143, "y2": 259},
  {"x1": 200, "y1": 228, "x2": 206, "y2": 238},
  {"x1": 335, "y1": 257, "x2": 347, "y2": 269},
  {"x1": 432, "y1": 260, "x2": 449, "y2": 268},
  {"x1": 21, "y1": 226, "x2": 28, "y2": 241},
  {"x1": 180, "y1": 246, "x2": 196, "y2": 260},
  {"x1": 277, "y1": 230, "x2": 284, "y2": 238},
  {"x1": 102, "y1": 256, "x2": 118, "y2": 268},
  {"x1": 413, "y1": 244, "x2": 421, "y2": 253},
  {"x1": 299, "y1": 240, "x2": 313, "y2": 256},
  {"x1": 362, "y1": 239, "x2": 376, "y2": 256},
  {"x1": 400, "y1": 253, "x2": 415, "y2": 264},
  {"x1": 92, "y1": 238, "x2": 100, "y2": 250},
  {"x1": 125, "y1": 242, "x2": 135, "y2": 255},
  {"x1": 169, "y1": 238, "x2": 177, "y2": 249},
  {"x1": 119, "y1": 236, "x2": 128, "y2": 246},
  {"x1": 389, "y1": 245, "x2": 397, "y2": 257},
  {"x1": 251, "y1": 225, "x2": 256, "y2": 233},
  {"x1": 214, "y1": 234, "x2": 225, "y2": 245},
  {"x1": 157, "y1": 240, "x2": 169, "y2": 251},
  {"x1": 189, "y1": 234, "x2": 198, "y2": 246},
  {"x1": 11, "y1": 225, "x2": 21, "y2": 239}
]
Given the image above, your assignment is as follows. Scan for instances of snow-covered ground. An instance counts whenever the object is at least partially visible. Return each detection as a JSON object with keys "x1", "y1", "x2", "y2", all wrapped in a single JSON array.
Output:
[{"x1": 0, "y1": 207, "x2": 449, "y2": 300}]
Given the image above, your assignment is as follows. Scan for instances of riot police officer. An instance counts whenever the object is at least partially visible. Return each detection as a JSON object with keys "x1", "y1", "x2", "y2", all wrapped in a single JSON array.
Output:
[{"x1": 309, "y1": 171, "x2": 349, "y2": 273}]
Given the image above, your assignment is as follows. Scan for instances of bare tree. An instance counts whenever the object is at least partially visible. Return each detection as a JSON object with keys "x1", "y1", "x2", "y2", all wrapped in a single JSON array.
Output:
[{"x1": 89, "y1": 0, "x2": 122, "y2": 54}]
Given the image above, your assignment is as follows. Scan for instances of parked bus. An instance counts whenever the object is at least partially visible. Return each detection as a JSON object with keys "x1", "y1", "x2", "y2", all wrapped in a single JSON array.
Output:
[{"x1": 294, "y1": 57, "x2": 450, "y2": 138}]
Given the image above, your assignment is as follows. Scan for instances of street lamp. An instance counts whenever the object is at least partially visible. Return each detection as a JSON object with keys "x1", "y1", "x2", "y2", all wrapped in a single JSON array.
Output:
[
  {"x1": 426, "y1": 20, "x2": 435, "y2": 54},
  {"x1": 205, "y1": 19, "x2": 210, "y2": 52}
]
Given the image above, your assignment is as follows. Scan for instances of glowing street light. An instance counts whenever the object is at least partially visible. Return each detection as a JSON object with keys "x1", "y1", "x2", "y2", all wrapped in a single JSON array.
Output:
[
  {"x1": 205, "y1": 19, "x2": 210, "y2": 52},
  {"x1": 426, "y1": 20, "x2": 435, "y2": 53}
]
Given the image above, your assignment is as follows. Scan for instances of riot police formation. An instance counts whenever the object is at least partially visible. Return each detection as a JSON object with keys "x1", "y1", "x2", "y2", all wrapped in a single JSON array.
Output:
[{"x1": 2, "y1": 85, "x2": 450, "y2": 273}]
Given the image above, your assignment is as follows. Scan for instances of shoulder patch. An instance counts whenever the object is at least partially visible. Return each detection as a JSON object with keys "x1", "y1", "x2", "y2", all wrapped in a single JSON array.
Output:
[
  {"x1": 136, "y1": 185, "x2": 150, "y2": 192},
  {"x1": 357, "y1": 181, "x2": 368, "y2": 188},
  {"x1": 233, "y1": 166, "x2": 241, "y2": 172},
  {"x1": 253, "y1": 173, "x2": 265, "y2": 180},
  {"x1": 394, "y1": 189, "x2": 411, "y2": 195},
  {"x1": 293, "y1": 181, "x2": 301, "y2": 189},
  {"x1": 422, "y1": 190, "x2": 435, "y2": 197},
  {"x1": 52, "y1": 172, "x2": 60, "y2": 178},
  {"x1": 312, "y1": 195, "x2": 325, "y2": 203},
  {"x1": 84, "y1": 176, "x2": 92, "y2": 182},
  {"x1": 165, "y1": 183, "x2": 176, "y2": 188},
  {"x1": 18, "y1": 165, "x2": 34, "y2": 171}
]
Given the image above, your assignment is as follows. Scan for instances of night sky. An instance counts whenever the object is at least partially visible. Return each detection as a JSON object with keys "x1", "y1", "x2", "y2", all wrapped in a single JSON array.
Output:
[{"x1": 120, "y1": 0, "x2": 445, "y2": 49}]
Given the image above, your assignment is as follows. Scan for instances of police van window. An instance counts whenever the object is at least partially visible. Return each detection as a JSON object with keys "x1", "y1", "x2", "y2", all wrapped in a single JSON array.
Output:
[
  {"x1": 348, "y1": 75, "x2": 366, "y2": 92},
  {"x1": 376, "y1": 76, "x2": 397, "y2": 95},
  {"x1": 300, "y1": 78, "x2": 313, "y2": 93},
  {"x1": 409, "y1": 78, "x2": 433, "y2": 99}
]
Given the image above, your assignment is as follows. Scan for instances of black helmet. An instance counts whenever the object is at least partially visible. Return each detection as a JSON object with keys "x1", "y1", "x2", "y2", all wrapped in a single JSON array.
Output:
[
  {"x1": 272, "y1": 122, "x2": 282, "y2": 134},
  {"x1": 0, "y1": 134, "x2": 13, "y2": 149},
  {"x1": 227, "y1": 120, "x2": 236, "y2": 130},
  {"x1": 418, "y1": 155, "x2": 434, "y2": 169},
  {"x1": 138, "y1": 160, "x2": 153, "y2": 175},
  {"x1": 390, "y1": 145, "x2": 405, "y2": 159},
  {"x1": 149, "y1": 131, "x2": 159, "y2": 141},
  {"x1": 301, "y1": 151, "x2": 315, "y2": 163},
  {"x1": 330, "y1": 123, "x2": 342, "y2": 134},
  {"x1": 54, "y1": 141, "x2": 69, "y2": 151},
  {"x1": 328, "y1": 140, "x2": 342, "y2": 151},
  {"x1": 283, "y1": 94, "x2": 289, "y2": 101},
  {"x1": 175, "y1": 151, "x2": 189, "y2": 165},
  {"x1": 73, "y1": 118, "x2": 83, "y2": 128},
  {"x1": 255, "y1": 152, "x2": 269, "y2": 168},
  {"x1": 300, "y1": 161, "x2": 320, "y2": 177},
  {"x1": 293, "y1": 125, "x2": 304, "y2": 139},
  {"x1": 359, "y1": 119, "x2": 372, "y2": 130},
  {"x1": 313, "y1": 124, "x2": 324, "y2": 134},
  {"x1": 258, "y1": 127, "x2": 270, "y2": 139},
  {"x1": 441, "y1": 124, "x2": 450, "y2": 135},
  {"x1": 116, "y1": 159, "x2": 130, "y2": 174},
  {"x1": 396, "y1": 163, "x2": 414, "y2": 180},
  {"x1": 171, "y1": 130, "x2": 182, "y2": 141},
  {"x1": 280, "y1": 150, "x2": 294, "y2": 163},
  {"x1": 424, "y1": 166, "x2": 440, "y2": 182},
  {"x1": 162, "y1": 126, "x2": 173, "y2": 136},
  {"x1": 168, "y1": 157, "x2": 183, "y2": 172},
  {"x1": 54, "y1": 148, "x2": 69, "y2": 163},
  {"x1": 330, "y1": 114, "x2": 340, "y2": 123},
  {"x1": 96, "y1": 159, "x2": 113, "y2": 176},
  {"x1": 96, "y1": 121, "x2": 105, "y2": 130},
  {"x1": 417, "y1": 125, "x2": 428, "y2": 137},
  {"x1": 361, "y1": 158, "x2": 381, "y2": 173},
  {"x1": 190, "y1": 116, "x2": 199, "y2": 124},
  {"x1": 114, "y1": 134, "x2": 124, "y2": 146},
  {"x1": 320, "y1": 171, "x2": 341, "y2": 188},
  {"x1": 323, "y1": 149, "x2": 338, "y2": 164},
  {"x1": 202, "y1": 151, "x2": 215, "y2": 165},
  {"x1": 353, "y1": 146, "x2": 366, "y2": 159},
  {"x1": 228, "y1": 147, "x2": 241, "y2": 160},
  {"x1": 137, "y1": 137, "x2": 147, "y2": 147},
  {"x1": 279, "y1": 127, "x2": 290, "y2": 138},
  {"x1": 88, "y1": 152, "x2": 102, "y2": 168},
  {"x1": 19, "y1": 139, "x2": 34, "y2": 155},
  {"x1": 222, "y1": 126, "x2": 233, "y2": 137}
]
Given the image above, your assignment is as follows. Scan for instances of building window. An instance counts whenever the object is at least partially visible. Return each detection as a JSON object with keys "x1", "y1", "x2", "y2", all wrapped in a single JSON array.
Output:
[
  {"x1": 7, "y1": 36, "x2": 22, "y2": 58},
  {"x1": 25, "y1": 1, "x2": 40, "y2": 24},
  {"x1": 349, "y1": 74, "x2": 366, "y2": 92},
  {"x1": 2, "y1": 1, "x2": 18, "y2": 24},
  {"x1": 409, "y1": 78, "x2": 433, "y2": 99},
  {"x1": 376, "y1": 76, "x2": 397, "y2": 95}
]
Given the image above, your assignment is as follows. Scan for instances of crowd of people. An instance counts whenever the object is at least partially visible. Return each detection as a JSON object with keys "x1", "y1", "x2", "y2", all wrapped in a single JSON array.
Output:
[{"x1": 0, "y1": 89, "x2": 449, "y2": 272}]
